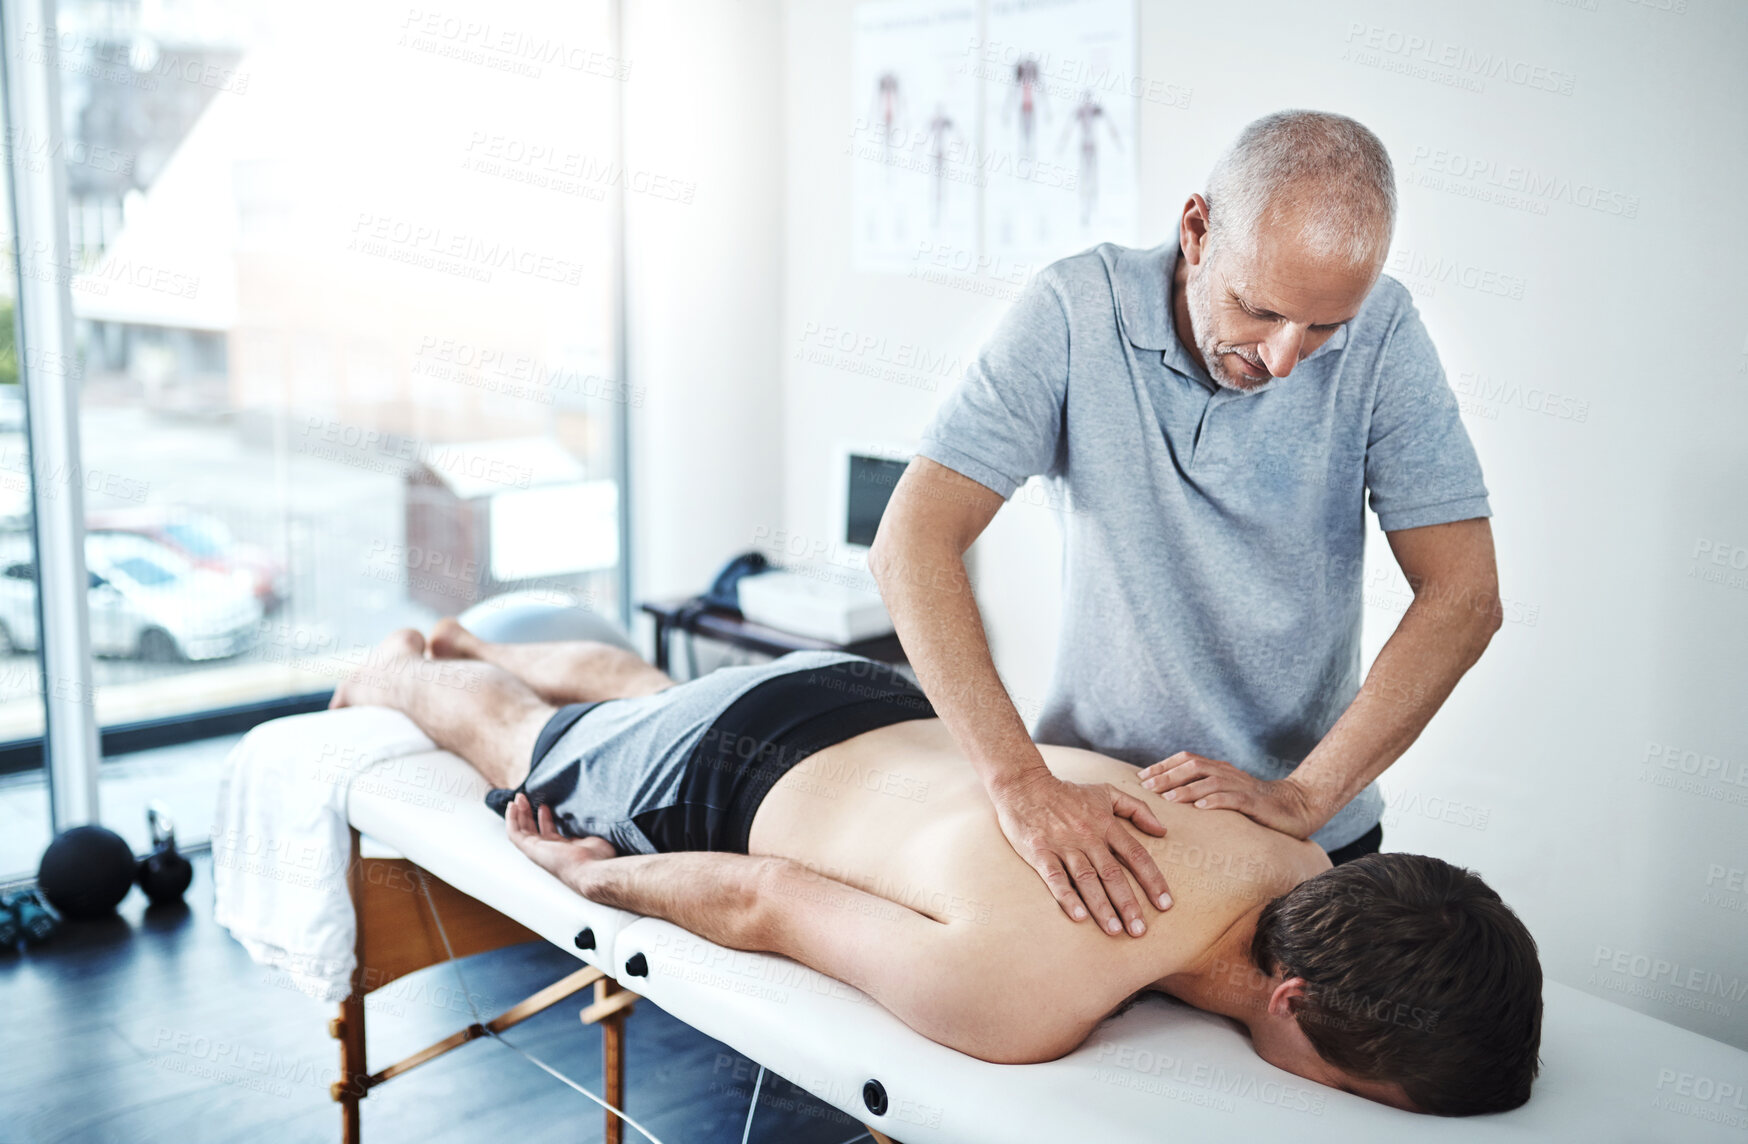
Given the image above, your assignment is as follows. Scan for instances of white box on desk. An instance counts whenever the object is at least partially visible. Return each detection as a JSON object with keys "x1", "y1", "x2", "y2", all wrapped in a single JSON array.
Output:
[{"x1": 736, "y1": 570, "x2": 894, "y2": 645}]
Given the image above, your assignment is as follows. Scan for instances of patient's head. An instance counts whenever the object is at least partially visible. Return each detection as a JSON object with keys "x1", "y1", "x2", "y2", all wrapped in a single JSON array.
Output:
[{"x1": 1247, "y1": 853, "x2": 1543, "y2": 1116}]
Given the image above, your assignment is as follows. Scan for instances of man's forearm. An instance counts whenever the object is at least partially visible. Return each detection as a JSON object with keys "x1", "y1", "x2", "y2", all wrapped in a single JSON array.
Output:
[
  {"x1": 1292, "y1": 590, "x2": 1501, "y2": 829},
  {"x1": 871, "y1": 531, "x2": 1045, "y2": 794},
  {"x1": 564, "y1": 852, "x2": 773, "y2": 951}
]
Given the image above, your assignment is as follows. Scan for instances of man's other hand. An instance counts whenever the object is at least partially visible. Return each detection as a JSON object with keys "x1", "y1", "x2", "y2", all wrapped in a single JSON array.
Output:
[
  {"x1": 991, "y1": 771, "x2": 1173, "y2": 937},
  {"x1": 1139, "y1": 752, "x2": 1320, "y2": 839},
  {"x1": 506, "y1": 792, "x2": 619, "y2": 887}
]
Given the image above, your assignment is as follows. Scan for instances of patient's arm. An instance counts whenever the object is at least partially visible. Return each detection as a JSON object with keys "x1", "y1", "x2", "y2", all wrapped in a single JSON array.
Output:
[
  {"x1": 506, "y1": 794, "x2": 1081, "y2": 1064},
  {"x1": 509, "y1": 796, "x2": 799, "y2": 951}
]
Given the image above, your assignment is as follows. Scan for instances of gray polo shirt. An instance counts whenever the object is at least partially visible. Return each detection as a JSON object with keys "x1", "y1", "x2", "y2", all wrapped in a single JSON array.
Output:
[{"x1": 917, "y1": 240, "x2": 1490, "y2": 851}]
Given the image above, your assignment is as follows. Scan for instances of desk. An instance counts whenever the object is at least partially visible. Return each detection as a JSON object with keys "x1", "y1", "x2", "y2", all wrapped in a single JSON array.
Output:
[{"x1": 639, "y1": 596, "x2": 908, "y2": 675}]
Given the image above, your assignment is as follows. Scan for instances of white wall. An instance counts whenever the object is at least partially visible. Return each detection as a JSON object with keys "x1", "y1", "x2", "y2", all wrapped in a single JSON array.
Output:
[
  {"x1": 778, "y1": 0, "x2": 1748, "y2": 1049},
  {"x1": 624, "y1": 0, "x2": 787, "y2": 610}
]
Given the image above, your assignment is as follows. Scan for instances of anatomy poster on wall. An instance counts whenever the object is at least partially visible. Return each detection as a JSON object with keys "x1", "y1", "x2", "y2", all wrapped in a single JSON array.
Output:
[
  {"x1": 982, "y1": 0, "x2": 1138, "y2": 267},
  {"x1": 851, "y1": 0, "x2": 980, "y2": 273}
]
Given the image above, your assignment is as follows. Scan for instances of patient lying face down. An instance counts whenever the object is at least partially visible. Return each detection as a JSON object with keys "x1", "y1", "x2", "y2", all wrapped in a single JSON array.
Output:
[{"x1": 334, "y1": 626, "x2": 1543, "y2": 1116}]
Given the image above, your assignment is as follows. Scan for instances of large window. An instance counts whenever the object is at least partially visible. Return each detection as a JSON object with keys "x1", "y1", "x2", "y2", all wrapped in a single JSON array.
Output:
[
  {"x1": 0, "y1": 100, "x2": 55, "y2": 878},
  {"x1": 1, "y1": 0, "x2": 629, "y2": 876}
]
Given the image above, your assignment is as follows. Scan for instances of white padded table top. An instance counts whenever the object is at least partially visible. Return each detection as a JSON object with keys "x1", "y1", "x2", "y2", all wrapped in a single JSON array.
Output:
[
  {"x1": 611, "y1": 913, "x2": 1748, "y2": 1143},
  {"x1": 343, "y1": 741, "x2": 1748, "y2": 1142},
  {"x1": 346, "y1": 747, "x2": 635, "y2": 973}
]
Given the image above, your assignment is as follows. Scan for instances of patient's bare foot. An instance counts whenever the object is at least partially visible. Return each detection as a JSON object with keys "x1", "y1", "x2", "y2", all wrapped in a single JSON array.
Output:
[
  {"x1": 329, "y1": 628, "x2": 426, "y2": 709},
  {"x1": 506, "y1": 793, "x2": 618, "y2": 882},
  {"x1": 427, "y1": 616, "x2": 481, "y2": 661}
]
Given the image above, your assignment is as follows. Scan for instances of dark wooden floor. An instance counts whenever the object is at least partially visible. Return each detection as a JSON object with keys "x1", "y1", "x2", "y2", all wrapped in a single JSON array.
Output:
[{"x1": 0, "y1": 854, "x2": 873, "y2": 1144}]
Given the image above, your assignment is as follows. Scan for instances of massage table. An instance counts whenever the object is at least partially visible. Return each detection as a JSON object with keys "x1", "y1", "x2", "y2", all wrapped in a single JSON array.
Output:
[{"x1": 243, "y1": 713, "x2": 1748, "y2": 1143}]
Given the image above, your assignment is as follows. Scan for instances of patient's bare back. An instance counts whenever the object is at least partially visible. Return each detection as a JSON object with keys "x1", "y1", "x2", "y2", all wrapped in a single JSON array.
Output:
[{"x1": 748, "y1": 718, "x2": 1330, "y2": 1016}]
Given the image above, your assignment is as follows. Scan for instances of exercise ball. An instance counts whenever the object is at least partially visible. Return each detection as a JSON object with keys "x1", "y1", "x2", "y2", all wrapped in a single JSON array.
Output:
[
  {"x1": 458, "y1": 591, "x2": 638, "y2": 652},
  {"x1": 37, "y1": 825, "x2": 136, "y2": 919}
]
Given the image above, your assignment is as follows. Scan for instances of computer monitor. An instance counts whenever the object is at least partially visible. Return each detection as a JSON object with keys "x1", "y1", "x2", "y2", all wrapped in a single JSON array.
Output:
[
  {"x1": 834, "y1": 442, "x2": 910, "y2": 561},
  {"x1": 845, "y1": 455, "x2": 908, "y2": 548},
  {"x1": 826, "y1": 442, "x2": 975, "y2": 595}
]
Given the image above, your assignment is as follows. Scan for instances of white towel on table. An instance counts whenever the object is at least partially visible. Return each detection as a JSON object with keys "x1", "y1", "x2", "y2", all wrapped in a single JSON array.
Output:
[{"x1": 211, "y1": 706, "x2": 435, "y2": 1003}]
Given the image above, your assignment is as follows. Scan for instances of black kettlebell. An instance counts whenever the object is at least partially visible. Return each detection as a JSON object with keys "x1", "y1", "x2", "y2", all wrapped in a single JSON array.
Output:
[{"x1": 136, "y1": 803, "x2": 193, "y2": 905}]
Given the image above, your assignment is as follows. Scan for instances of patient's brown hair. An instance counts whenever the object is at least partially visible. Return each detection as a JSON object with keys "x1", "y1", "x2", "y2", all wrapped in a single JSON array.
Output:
[{"x1": 1250, "y1": 853, "x2": 1543, "y2": 1116}]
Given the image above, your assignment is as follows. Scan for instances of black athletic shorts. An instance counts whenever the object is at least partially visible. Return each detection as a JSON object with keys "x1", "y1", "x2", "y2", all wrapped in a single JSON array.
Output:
[
  {"x1": 639, "y1": 658, "x2": 936, "y2": 853},
  {"x1": 486, "y1": 652, "x2": 936, "y2": 856}
]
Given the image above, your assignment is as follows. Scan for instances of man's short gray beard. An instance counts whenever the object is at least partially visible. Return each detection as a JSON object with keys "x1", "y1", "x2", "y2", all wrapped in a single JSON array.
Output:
[{"x1": 1185, "y1": 251, "x2": 1268, "y2": 392}]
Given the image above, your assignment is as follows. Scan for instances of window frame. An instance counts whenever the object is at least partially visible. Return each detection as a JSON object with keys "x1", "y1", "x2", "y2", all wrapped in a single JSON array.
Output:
[{"x1": 0, "y1": 0, "x2": 635, "y2": 824}]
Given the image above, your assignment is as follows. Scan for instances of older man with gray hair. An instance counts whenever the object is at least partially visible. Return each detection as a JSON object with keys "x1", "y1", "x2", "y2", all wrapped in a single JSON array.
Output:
[{"x1": 870, "y1": 109, "x2": 1502, "y2": 941}]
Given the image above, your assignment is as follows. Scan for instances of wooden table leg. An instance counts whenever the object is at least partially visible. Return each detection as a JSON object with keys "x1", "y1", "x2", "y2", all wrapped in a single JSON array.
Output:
[
  {"x1": 599, "y1": 978, "x2": 627, "y2": 1144},
  {"x1": 332, "y1": 829, "x2": 368, "y2": 1144},
  {"x1": 331, "y1": 995, "x2": 367, "y2": 1144}
]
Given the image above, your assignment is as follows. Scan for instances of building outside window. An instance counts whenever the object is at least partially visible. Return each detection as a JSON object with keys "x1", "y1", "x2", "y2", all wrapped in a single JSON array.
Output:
[{"x1": 0, "y1": 0, "x2": 629, "y2": 877}]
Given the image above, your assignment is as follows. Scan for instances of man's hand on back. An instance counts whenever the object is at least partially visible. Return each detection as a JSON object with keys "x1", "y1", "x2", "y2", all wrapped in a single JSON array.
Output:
[
  {"x1": 990, "y1": 767, "x2": 1174, "y2": 937},
  {"x1": 1139, "y1": 752, "x2": 1323, "y2": 839},
  {"x1": 870, "y1": 458, "x2": 1172, "y2": 938}
]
